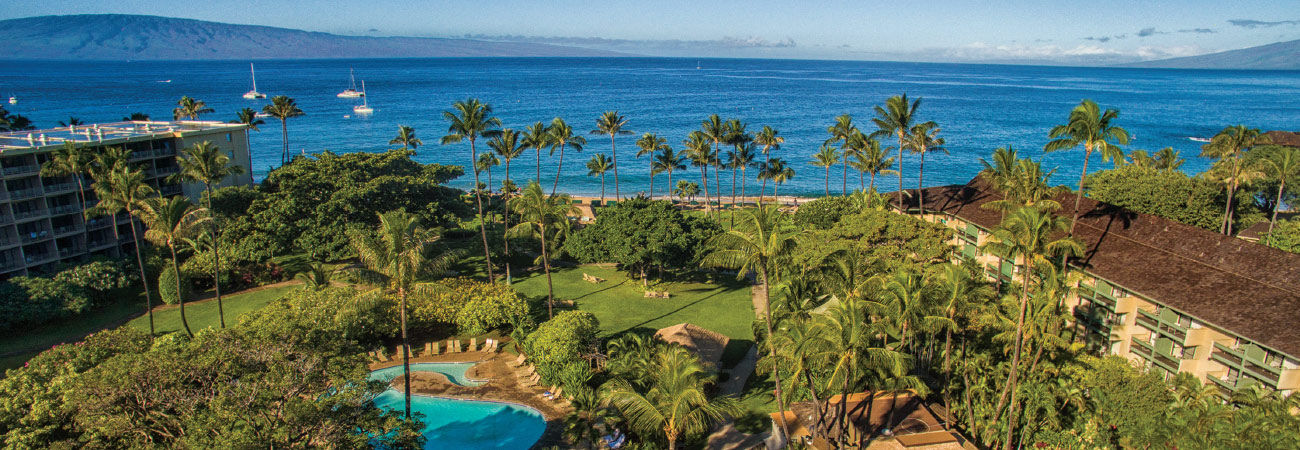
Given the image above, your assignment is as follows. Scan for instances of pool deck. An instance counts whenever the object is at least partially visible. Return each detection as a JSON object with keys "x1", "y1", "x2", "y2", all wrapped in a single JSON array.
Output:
[{"x1": 369, "y1": 349, "x2": 570, "y2": 448}]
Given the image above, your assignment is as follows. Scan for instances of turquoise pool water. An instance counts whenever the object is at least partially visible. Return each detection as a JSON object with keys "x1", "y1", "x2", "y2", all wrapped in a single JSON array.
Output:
[{"x1": 368, "y1": 362, "x2": 485, "y2": 387}]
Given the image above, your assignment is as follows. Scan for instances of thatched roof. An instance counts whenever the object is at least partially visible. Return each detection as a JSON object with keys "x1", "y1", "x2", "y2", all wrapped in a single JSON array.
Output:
[
  {"x1": 654, "y1": 323, "x2": 730, "y2": 368},
  {"x1": 770, "y1": 391, "x2": 957, "y2": 446},
  {"x1": 892, "y1": 177, "x2": 1300, "y2": 358}
]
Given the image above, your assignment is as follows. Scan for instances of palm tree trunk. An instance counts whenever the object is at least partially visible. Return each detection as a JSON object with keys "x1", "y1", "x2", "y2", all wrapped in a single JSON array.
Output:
[
  {"x1": 1070, "y1": 149, "x2": 1092, "y2": 236},
  {"x1": 611, "y1": 135, "x2": 620, "y2": 201},
  {"x1": 896, "y1": 135, "x2": 906, "y2": 206},
  {"x1": 503, "y1": 161, "x2": 512, "y2": 284},
  {"x1": 700, "y1": 166, "x2": 711, "y2": 213},
  {"x1": 760, "y1": 178, "x2": 768, "y2": 206},
  {"x1": 859, "y1": 169, "x2": 865, "y2": 190},
  {"x1": 75, "y1": 175, "x2": 90, "y2": 252},
  {"x1": 1223, "y1": 180, "x2": 1239, "y2": 235},
  {"x1": 400, "y1": 288, "x2": 412, "y2": 418},
  {"x1": 918, "y1": 151, "x2": 926, "y2": 215},
  {"x1": 842, "y1": 156, "x2": 848, "y2": 196},
  {"x1": 666, "y1": 170, "x2": 673, "y2": 202},
  {"x1": 869, "y1": 172, "x2": 876, "y2": 192},
  {"x1": 552, "y1": 145, "x2": 565, "y2": 196},
  {"x1": 649, "y1": 172, "x2": 655, "y2": 200},
  {"x1": 741, "y1": 166, "x2": 747, "y2": 205},
  {"x1": 824, "y1": 167, "x2": 830, "y2": 197},
  {"x1": 759, "y1": 265, "x2": 791, "y2": 441},
  {"x1": 170, "y1": 245, "x2": 193, "y2": 337},
  {"x1": 206, "y1": 184, "x2": 225, "y2": 328},
  {"x1": 536, "y1": 147, "x2": 542, "y2": 184},
  {"x1": 540, "y1": 224, "x2": 554, "y2": 319},
  {"x1": 471, "y1": 139, "x2": 496, "y2": 283},
  {"x1": 1001, "y1": 265, "x2": 1033, "y2": 450},
  {"x1": 1270, "y1": 180, "x2": 1285, "y2": 234},
  {"x1": 128, "y1": 218, "x2": 154, "y2": 336},
  {"x1": 600, "y1": 173, "x2": 606, "y2": 204},
  {"x1": 280, "y1": 119, "x2": 289, "y2": 165},
  {"x1": 942, "y1": 324, "x2": 953, "y2": 431}
]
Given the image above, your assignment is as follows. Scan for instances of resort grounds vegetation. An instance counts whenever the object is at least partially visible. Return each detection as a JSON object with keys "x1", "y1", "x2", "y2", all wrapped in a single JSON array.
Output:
[{"x1": 0, "y1": 259, "x2": 134, "y2": 333}]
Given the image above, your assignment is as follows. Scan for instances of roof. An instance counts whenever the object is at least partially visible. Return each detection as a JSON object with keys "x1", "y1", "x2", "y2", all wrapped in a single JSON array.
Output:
[
  {"x1": 1265, "y1": 130, "x2": 1300, "y2": 148},
  {"x1": 893, "y1": 177, "x2": 1300, "y2": 358},
  {"x1": 654, "y1": 323, "x2": 730, "y2": 367},
  {"x1": 0, "y1": 120, "x2": 245, "y2": 154},
  {"x1": 770, "y1": 391, "x2": 957, "y2": 446}
]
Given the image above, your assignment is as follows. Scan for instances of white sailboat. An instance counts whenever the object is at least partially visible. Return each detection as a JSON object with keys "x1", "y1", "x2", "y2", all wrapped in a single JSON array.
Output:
[
  {"x1": 7, "y1": 96, "x2": 15, "y2": 105},
  {"x1": 242, "y1": 63, "x2": 266, "y2": 99},
  {"x1": 352, "y1": 81, "x2": 373, "y2": 115},
  {"x1": 337, "y1": 68, "x2": 364, "y2": 98}
]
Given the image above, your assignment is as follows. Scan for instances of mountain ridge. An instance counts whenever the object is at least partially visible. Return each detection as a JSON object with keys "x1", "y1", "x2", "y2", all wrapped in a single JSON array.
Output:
[
  {"x1": 1119, "y1": 39, "x2": 1300, "y2": 70},
  {"x1": 0, "y1": 14, "x2": 629, "y2": 60}
]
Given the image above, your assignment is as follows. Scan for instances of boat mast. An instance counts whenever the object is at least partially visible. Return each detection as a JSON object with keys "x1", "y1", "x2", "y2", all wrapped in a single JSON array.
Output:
[{"x1": 250, "y1": 63, "x2": 257, "y2": 91}]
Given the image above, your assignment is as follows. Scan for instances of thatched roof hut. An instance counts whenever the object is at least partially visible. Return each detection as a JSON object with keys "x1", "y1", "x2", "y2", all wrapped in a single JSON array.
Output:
[{"x1": 654, "y1": 323, "x2": 730, "y2": 368}]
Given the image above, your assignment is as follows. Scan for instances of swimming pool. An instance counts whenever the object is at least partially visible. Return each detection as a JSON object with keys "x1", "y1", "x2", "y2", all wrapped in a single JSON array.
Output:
[
  {"x1": 372, "y1": 390, "x2": 547, "y2": 450},
  {"x1": 368, "y1": 362, "x2": 486, "y2": 387}
]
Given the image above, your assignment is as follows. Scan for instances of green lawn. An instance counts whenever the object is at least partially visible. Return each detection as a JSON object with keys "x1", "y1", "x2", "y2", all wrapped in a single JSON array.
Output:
[
  {"x1": 512, "y1": 264, "x2": 756, "y2": 366},
  {"x1": 125, "y1": 284, "x2": 300, "y2": 334}
]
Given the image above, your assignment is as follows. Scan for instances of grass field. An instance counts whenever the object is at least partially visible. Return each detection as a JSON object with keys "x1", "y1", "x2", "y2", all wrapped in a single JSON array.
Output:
[
  {"x1": 512, "y1": 264, "x2": 756, "y2": 366},
  {"x1": 125, "y1": 284, "x2": 300, "y2": 334}
]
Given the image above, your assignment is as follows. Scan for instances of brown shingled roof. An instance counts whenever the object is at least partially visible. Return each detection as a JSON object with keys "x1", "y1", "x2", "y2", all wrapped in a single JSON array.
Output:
[
  {"x1": 893, "y1": 177, "x2": 1300, "y2": 358},
  {"x1": 1264, "y1": 130, "x2": 1300, "y2": 148},
  {"x1": 655, "y1": 323, "x2": 731, "y2": 368}
]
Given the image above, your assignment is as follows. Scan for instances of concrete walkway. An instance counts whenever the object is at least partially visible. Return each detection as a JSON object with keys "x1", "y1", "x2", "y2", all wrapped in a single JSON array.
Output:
[{"x1": 721, "y1": 344, "x2": 759, "y2": 395}]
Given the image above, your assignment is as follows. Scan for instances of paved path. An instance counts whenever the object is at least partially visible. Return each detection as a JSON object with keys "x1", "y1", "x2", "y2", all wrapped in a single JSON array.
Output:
[{"x1": 721, "y1": 344, "x2": 759, "y2": 395}]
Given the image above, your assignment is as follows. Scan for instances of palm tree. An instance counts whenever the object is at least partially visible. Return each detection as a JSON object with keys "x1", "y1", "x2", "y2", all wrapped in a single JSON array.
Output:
[
  {"x1": 753, "y1": 126, "x2": 784, "y2": 205},
  {"x1": 592, "y1": 111, "x2": 632, "y2": 201},
  {"x1": 441, "y1": 98, "x2": 503, "y2": 282},
  {"x1": 850, "y1": 136, "x2": 895, "y2": 192},
  {"x1": 701, "y1": 206, "x2": 800, "y2": 439},
  {"x1": 58, "y1": 117, "x2": 84, "y2": 127},
  {"x1": 701, "y1": 115, "x2": 728, "y2": 207},
  {"x1": 1199, "y1": 125, "x2": 1270, "y2": 234},
  {"x1": 351, "y1": 210, "x2": 457, "y2": 419},
  {"x1": 730, "y1": 143, "x2": 757, "y2": 204},
  {"x1": 477, "y1": 152, "x2": 500, "y2": 196},
  {"x1": 123, "y1": 112, "x2": 151, "y2": 121},
  {"x1": 932, "y1": 264, "x2": 992, "y2": 426},
  {"x1": 521, "y1": 122, "x2": 551, "y2": 184},
  {"x1": 652, "y1": 147, "x2": 685, "y2": 201},
  {"x1": 262, "y1": 95, "x2": 305, "y2": 165},
  {"x1": 508, "y1": 182, "x2": 578, "y2": 319},
  {"x1": 87, "y1": 162, "x2": 157, "y2": 335},
  {"x1": 724, "y1": 120, "x2": 752, "y2": 206},
  {"x1": 870, "y1": 94, "x2": 923, "y2": 205},
  {"x1": 547, "y1": 118, "x2": 587, "y2": 196},
  {"x1": 295, "y1": 261, "x2": 335, "y2": 291},
  {"x1": 684, "y1": 131, "x2": 715, "y2": 213},
  {"x1": 674, "y1": 180, "x2": 700, "y2": 202},
  {"x1": 981, "y1": 206, "x2": 1082, "y2": 450},
  {"x1": 140, "y1": 196, "x2": 209, "y2": 338},
  {"x1": 40, "y1": 141, "x2": 93, "y2": 245},
  {"x1": 769, "y1": 159, "x2": 795, "y2": 200},
  {"x1": 389, "y1": 125, "x2": 423, "y2": 151},
  {"x1": 602, "y1": 345, "x2": 741, "y2": 450},
  {"x1": 586, "y1": 153, "x2": 614, "y2": 204},
  {"x1": 979, "y1": 146, "x2": 1021, "y2": 193},
  {"x1": 231, "y1": 108, "x2": 265, "y2": 160},
  {"x1": 825, "y1": 114, "x2": 857, "y2": 195},
  {"x1": 1044, "y1": 99, "x2": 1130, "y2": 235},
  {"x1": 1263, "y1": 147, "x2": 1299, "y2": 234},
  {"x1": 983, "y1": 158, "x2": 1064, "y2": 214},
  {"x1": 904, "y1": 121, "x2": 946, "y2": 214},
  {"x1": 811, "y1": 144, "x2": 839, "y2": 197},
  {"x1": 489, "y1": 129, "x2": 526, "y2": 283},
  {"x1": 172, "y1": 96, "x2": 214, "y2": 120},
  {"x1": 173, "y1": 141, "x2": 244, "y2": 329},
  {"x1": 636, "y1": 133, "x2": 671, "y2": 198}
]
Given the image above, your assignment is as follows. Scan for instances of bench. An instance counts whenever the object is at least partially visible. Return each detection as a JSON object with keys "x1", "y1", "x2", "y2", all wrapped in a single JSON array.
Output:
[{"x1": 643, "y1": 290, "x2": 671, "y2": 299}]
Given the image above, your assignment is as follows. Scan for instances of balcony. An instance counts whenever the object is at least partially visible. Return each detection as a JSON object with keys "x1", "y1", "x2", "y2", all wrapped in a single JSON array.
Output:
[
  {"x1": 2, "y1": 165, "x2": 39, "y2": 176},
  {"x1": 8, "y1": 187, "x2": 43, "y2": 200},
  {"x1": 57, "y1": 246, "x2": 82, "y2": 258},
  {"x1": 11, "y1": 209, "x2": 44, "y2": 222},
  {"x1": 23, "y1": 252, "x2": 53, "y2": 264},
  {"x1": 42, "y1": 183, "x2": 76, "y2": 194},
  {"x1": 20, "y1": 230, "x2": 51, "y2": 243},
  {"x1": 1135, "y1": 313, "x2": 1158, "y2": 331},
  {"x1": 53, "y1": 224, "x2": 83, "y2": 236},
  {"x1": 87, "y1": 238, "x2": 116, "y2": 249},
  {"x1": 1210, "y1": 342, "x2": 1241, "y2": 366},
  {"x1": 48, "y1": 204, "x2": 81, "y2": 216}
]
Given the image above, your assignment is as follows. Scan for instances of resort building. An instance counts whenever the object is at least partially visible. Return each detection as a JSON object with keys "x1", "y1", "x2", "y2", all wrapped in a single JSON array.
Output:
[
  {"x1": 894, "y1": 177, "x2": 1300, "y2": 396},
  {"x1": 0, "y1": 120, "x2": 253, "y2": 277}
]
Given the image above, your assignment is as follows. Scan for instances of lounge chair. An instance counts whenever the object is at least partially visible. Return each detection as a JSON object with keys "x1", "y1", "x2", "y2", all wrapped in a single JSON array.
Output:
[
  {"x1": 429, "y1": 341, "x2": 440, "y2": 355},
  {"x1": 377, "y1": 350, "x2": 390, "y2": 362},
  {"x1": 469, "y1": 338, "x2": 479, "y2": 352},
  {"x1": 508, "y1": 353, "x2": 526, "y2": 368},
  {"x1": 447, "y1": 339, "x2": 459, "y2": 353},
  {"x1": 486, "y1": 339, "x2": 500, "y2": 353},
  {"x1": 542, "y1": 385, "x2": 559, "y2": 399}
]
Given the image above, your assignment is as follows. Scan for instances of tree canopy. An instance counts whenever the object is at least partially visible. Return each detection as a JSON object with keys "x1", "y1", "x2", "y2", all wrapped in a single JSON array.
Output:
[{"x1": 564, "y1": 198, "x2": 720, "y2": 280}]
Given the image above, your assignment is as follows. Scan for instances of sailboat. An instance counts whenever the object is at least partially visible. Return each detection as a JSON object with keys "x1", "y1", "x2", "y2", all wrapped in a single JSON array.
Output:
[
  {"x1": 337, "y1": 68, "x2": 364, "y2": 98},
  {"x1": 352, "y1": 81, "x2": 373, "y2": 115},
  {"x1": 242, "y1": 63, "x2": 266, "y2": 99},
  {"x1": 7, "y1": 96, "x2": 15, "y2": 105}
]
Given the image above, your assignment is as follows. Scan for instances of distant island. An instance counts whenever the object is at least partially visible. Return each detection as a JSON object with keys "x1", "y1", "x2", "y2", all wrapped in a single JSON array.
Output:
[
  {"x1": 0, "y1": 14, "x2": 628, "y2": 60},
  {"x1": 1120, "y1": 38, "x2": 1300, "y2": 70}
]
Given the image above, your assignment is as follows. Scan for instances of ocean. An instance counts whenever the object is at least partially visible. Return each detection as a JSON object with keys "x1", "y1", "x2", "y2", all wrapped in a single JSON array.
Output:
[{"x1": 2, "y1": 57, "x2": 1298, "y2": 197}]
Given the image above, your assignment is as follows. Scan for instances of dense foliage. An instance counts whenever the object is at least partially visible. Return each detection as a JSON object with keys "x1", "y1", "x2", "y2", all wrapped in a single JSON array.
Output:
[
  {"x1": 564, "y1": 197, "x2": 720, "y2": 281},
  {"x1": 0, "y1": 259, "x2": 135, "y2": 333},
  {"x1": 524, "y1": 311, "x2": 599, "y2": 384},
  {"x1": 156, "y1": 264, "x2": 190, "y2": 305},
  {"x1": 212, "y1": 149, "x2": 468, "y2": 262},
  {"x1": 1261, "y1": 219, "x2": 1300, "y2": 253},
  {"x1": 405, "y1": 278, "x2": 527, "y2": 335},
  {"x1": 792, "y1": 195, "x2": 858, "y2": 229},
  {"x1": 1086, "y1": 164, "x2": 1241, "y2": 231}
]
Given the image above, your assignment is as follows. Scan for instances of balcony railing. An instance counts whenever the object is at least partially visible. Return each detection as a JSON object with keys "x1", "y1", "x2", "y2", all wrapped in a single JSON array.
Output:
[
  {"x1": 57, "y1": 246, "x2": 82, "y2": 258},
  {"x1": 42, "y1": 183, "x2": 75, "y2": 194},
  {"x1": 2, "y1": 165, "x2": 40, "y2": 176},
  {"x1": 48, "y1": 204, "x2": 80, "y2": 216},
  {"x1": 1243, "y1": 361, "x2": 1281, "y2": 384},
  {"x1": 20, "y1": 230, "x2": 51, "y2": 243},
  {"x1": 53, "y1": 224, "x2": 83, "y2": 236},
  {"x1": 11, "y1": 209, "x2": 43, "y2": 221},
  {"x1": 8, "y1": 187, "x2": 42, "y2": 199},
  {"x1": 24, "y1": 253, "x2": 52, "y2": 264}
]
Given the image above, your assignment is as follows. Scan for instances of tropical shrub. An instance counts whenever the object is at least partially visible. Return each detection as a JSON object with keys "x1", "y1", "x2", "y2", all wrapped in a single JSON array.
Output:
[
  {"x1": 0, "y1": 259, "x2": 135, "y2": 333},
  {"x1": 1261, "y1": 219, "x2": 1300, "y2": 254},
  {"x1": 404, "y1": 278, "x2": 527, "y2": 335},
  {"x1": 157, "y1": 265, "x2": 190, "y2": 305},
  {"x1": 792, "y1": 195, "x2": 857, "y2": 229},
  {"x1": 564, "y1": 198, "x2": 720, "y2": 280},
  {"x1": 525, "y1": 311, "x2": 600, "y2": 384},
  {"x1": 1086, "y1": 165, "x2": 1250, "y2": 231}
]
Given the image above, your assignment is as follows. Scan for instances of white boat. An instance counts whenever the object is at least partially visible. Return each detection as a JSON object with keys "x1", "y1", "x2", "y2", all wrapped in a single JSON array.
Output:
[
  {"x1": 7, "y1": 96, "x2": 15, "y2": 105},
  {"x1": 254, "y1": 112, "x2": 271, "y2": 119},
  {"x1": 242, "y1": 63, "x2": 266, "y2": 99},
  {"x1": 337, "y1": 68, "x2": 364, "y2": 98},
  {"x1": 1188, "y1": 136, "x2": 1211, "y2": 143},
  {"x1": 352, "y1": 80, "x2": 373, "y2": 115}
]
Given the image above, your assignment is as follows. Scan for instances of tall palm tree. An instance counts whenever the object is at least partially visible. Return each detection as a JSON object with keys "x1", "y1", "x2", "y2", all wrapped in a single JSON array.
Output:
[
  {"x1": 652, "y1": 147, "x2": 685, "y2": 201},
  {"x1": 547, "y1": 118, "x2": 586, "y2": 196},
  {"x1": 586, "y1": 153, "x2": 614, "y2": 204},
  {"x1": 932, "y1": 264, "x2": 991, "y2": 429},
  {"x1": 173, "y1": 141, "x2": 244, "y2": 328},
  {"x1": 811, "y1": 144, "x2": 839, "y2": 197},
  {"x1": 591, "y1": 111, "x2": 632, "y2": 201},
  {"x1": 1044, "y1": 99, "x2": 1130, "y2": 235},
  {"x1": 231, "y1": 108, "x2": 265, "y2": 162},
  {"x1": 850, "y1": 136, "x2": 895, "y2": 192},
  {"x1": 140, "y1": 196, "x2": 209, "y2": 338},
  {"x1": 752, "y1": 126, "x2": 784, "y2": 205},
  {"x1": 441, "y1": 99, "x2": 503, "y2": 282},
  {"x1": 522, "y1": 122, "x2": 551, "y2": 184},
  {"x1": 351, "y1": 210, "x2": 457, "y2": 419},
  {"x1": 701, "y1": 206, "x2": 800, "y2": 439},
  {"x1": 979, "y1": 146, "x2": 1021, "y2": 193},
  {"x1": 673, "y1": 180, "x2": 699, "y2": 203},
  {"x1": 489, "y1": 129, "x2": 526, "y2": 283},
  {"x1": 983, "y1": 159, "x2": 1063, "y2": 214},
  {"x1": 636, "y1": 133, "x2": 671, "y2": 198},
  {"x1": 389, "y1": 125, "x2": 423, "y2": 151},
  {"x1": 172, "y1": 96, "x2": 214, "y2": 120},
  {"x1": 730, "y1": 143, "x2": 757, "y2": 204},
  {"x1": 508, "y1": 182, "x2": 578, "y2": 319},
  {"x1": 262, "y1": 95, "x2": 305, "y2": 165},
  {"x1": 1199, "y1": 125, "x2": 1270, "y2": 234},
  {"x1": 41, "y1": 141, "x2": 93, "y2": 245},
  {"x1": 602, "y1": 345, "x2": 741, "y2": 450},
  {"x1": 701, "y1": 115, "x2": 728, "y2": 207},
  {"x1": 1263, "y1": 147, "x2": 1299, "y2": 234},
  {"x1": 981, "y1": 206, "x2": 1081, "y2": 450},
  {"x1": 724, "y1": 119, "x2": 752, "y2": 206},
  {"x1": 870, "y1": 94, "x2": 923, "y2": 206},
  {"x1": 769, "y1": 159, "x2": 795, "y2": 200},
  {"x1": 684, "y1": 131, "x2": 715, "y2": 213},
  {"x1": 87, "y1": 161, "x2": 157, "y2": 334},
  {"x1": 825, "y1": 114, "x2": 857, "y2": 195},
  {"x1": 904, "y1": 121, "x2": 946, "y2": 214},
  {"x1": 477, "y1": 152, "x2": 499, "y2": 195}
]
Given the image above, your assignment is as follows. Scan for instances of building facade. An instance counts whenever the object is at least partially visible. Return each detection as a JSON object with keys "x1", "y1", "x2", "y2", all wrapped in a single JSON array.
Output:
[
  {"x1": 896, "y1": 178, "x2": 1300, "y2": 396},
  {"x1": 0, "y1": 121, "x2": 253, "y2": 277}
]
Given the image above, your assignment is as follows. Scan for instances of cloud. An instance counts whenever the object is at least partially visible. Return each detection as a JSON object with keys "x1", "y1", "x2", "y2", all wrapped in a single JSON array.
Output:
[
  {"x1": 1229, "y1": 19, "x2": 1300, "y2": 28},
  {"x1": 1084, "y1": 36, "x2": 1112, "y2": 43},
  {"x1": 1136, "y1": 27, "x2": 1166, "y2": 37},
  {"x1": 1178, "y1": 28, "x2": 1216, "y2": 34},
  {"x1": 922, "y1": 41, "x2": 1208, "y2": 65},
  {"x1": 462, "y1": 34, "x2": 795, "y2": 51}
]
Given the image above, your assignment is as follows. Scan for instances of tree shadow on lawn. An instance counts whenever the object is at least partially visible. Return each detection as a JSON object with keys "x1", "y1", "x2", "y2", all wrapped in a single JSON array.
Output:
[
  {"x1": 614, "y1": 289, "x2": 729, "y2": 334},
  {"x1": 573, "y1": 279, "x2": 629, "y2": 300}
]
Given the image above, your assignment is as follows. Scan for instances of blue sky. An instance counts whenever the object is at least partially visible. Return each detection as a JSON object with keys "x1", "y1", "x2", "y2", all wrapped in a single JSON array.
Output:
[{"x1": 3, "y1": 0, "x2": 1299, "y2": 62}]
